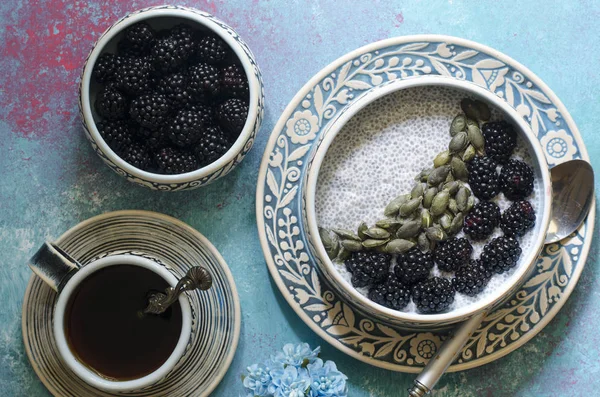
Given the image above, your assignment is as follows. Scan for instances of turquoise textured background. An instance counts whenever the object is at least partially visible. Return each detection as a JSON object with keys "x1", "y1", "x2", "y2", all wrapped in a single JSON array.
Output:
[{"x1": 0, "y1": 1, "x2": 598, "y2": 396}]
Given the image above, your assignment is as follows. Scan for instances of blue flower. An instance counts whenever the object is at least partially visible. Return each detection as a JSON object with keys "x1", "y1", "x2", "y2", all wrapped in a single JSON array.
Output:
[
  {"x1": 268, "y1": 365, "x2": 312, "y2": 397},
  {"x1": 307, "y1": 359, "x2": 348, "y2": 397},
  {"x1": 243, "y1": 360, "x2": 283, "y2": 397},
  {"x1": 272, "y1": 343, "x2": 321, "y2": 368}
]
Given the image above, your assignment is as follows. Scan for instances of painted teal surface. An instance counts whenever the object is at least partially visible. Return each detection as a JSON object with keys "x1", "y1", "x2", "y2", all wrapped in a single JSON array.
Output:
[{"x1": 0, "y1": 1, "x2": 598, "y2": 396}]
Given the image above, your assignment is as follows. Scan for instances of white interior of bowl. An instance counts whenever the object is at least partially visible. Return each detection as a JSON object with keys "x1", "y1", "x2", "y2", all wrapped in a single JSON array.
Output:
[
  {"x1": 305, "y1": 76, "x2": 552, "y2": 325},
  {"x1": 80, "y1": 7, "x2": 259, "y2": 183}
]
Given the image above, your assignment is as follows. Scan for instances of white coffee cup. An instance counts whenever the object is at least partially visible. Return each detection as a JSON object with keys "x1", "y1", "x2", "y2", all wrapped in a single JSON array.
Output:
[{"x1": 29, "y1": 242, "x2": 194, "y2": 392}]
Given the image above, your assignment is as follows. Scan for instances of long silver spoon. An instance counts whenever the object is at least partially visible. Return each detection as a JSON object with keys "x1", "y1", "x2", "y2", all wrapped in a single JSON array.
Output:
[{"x1": 408, "y1": 159, "x2": 595, "y2": 396}]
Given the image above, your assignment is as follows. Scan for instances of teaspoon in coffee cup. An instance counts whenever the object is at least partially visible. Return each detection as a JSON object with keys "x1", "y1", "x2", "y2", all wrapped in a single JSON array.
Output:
[{"x1": 408, "y1": 159, "x2": 595, "y2": 397}]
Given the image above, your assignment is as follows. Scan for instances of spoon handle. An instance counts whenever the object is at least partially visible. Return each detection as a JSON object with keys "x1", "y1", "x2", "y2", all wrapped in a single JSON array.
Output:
[
  {"x1": 143, "y1": 266, "x2": 212, "y2": 315},
  {"x1": 407, "y1": 312, "x2": 485, "y2": 396}
]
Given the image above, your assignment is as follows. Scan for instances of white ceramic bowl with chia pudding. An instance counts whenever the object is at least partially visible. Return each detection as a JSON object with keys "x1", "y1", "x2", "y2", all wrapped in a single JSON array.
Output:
[{"x1": 303, "y1": 76, "x2": 552, "y2": 329}]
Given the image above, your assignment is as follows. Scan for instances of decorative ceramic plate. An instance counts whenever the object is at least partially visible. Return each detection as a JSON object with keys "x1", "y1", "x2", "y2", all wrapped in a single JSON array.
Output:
[
  {"x1": 256, "y1": 35, "x2": 594, "y2": 372},
  {"x1": 22, "y1": 210, "x2": 241, "y2": 396}
]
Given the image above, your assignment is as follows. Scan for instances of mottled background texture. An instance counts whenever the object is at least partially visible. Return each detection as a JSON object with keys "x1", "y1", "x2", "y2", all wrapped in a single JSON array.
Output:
[{"x1": 1, "y1": 1, "x2": 599, "y2": 396}]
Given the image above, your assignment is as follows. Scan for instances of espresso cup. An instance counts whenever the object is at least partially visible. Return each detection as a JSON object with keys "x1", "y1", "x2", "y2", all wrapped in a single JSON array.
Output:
[{"x1": 29, "y1": 242, "x2": 196, "y2": 392}]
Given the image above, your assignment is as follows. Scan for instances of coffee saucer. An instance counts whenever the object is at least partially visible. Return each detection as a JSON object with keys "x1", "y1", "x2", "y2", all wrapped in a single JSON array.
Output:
[{"x1": 22, "y1": 210, "x2": 241, "y2": 396}]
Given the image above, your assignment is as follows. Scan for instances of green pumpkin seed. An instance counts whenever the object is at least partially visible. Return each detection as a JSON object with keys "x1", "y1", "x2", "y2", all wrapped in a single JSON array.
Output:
[
  {"x1": 461, "y1": 98, "x2": 481, "y2": 120},
  {"x1": 416, "y1": 168, "x2": 433, "y2": 182},
  {"x1": 450, "y1": 114, "x2": 467, "y2": 136},
  {"x1": 385, "y1": 239, "x2": 415, "y2": 254},
  {"x1": 449, "y1": 213, "x2": 464, "y2": 235},
  {"x1": 399, "y1": 197, "x2": 422, "y2": 217},
  {"x1": 427, "y1": 165, "x2": 450, "y2": 186},
  {"x1": 467, "y1": 123, "x2": 485, "y2": 152},
  {"x1": 362, "y1": 238, "x2": 390, "y2": 248},
  {"x1": 341, "y1": 239, "x2": 362, "y2": 252},
  {"x1": 417, "y1": 233, "x2": 430, "y2": 252},
  {"x1": 333, "y1": 229, "x2": 361, "y2": 241},
  {"x1": 411, "y1": 183, "x2": 425, "y2": 199},
  {"x1": 451, "y1": 157, "x2": 468, "y2": 181},
  {"x1": 433, "y1": 150, "x2": 451, "y2": 168},
  {"x1": 326, "y1": 239, "x2": 340, "y2": 260},
  {"x1": 440, "y1": 214, "x2": 453, "y2": 230},
  {"x1": 318, "y1": 227, "x2": 335, "y2": 250},
  {"x1": 445, "y1": 171, "x2": 455, "y2": 183},
  {"x1": 430, "y1": 190, "x2": 450, "y2": 216},
  {"x1": 462, "y1": 144, "x2": 476, "y2": 162},
  {"x1": 474, "y1": 100, "x2": 491, "y2": 121},
  {"x1": 448, "y1": 198, "x2": 459, "y2": 215},
  {"x1": 421, "y1": 209, "x2": 433, "y2": 229},
  {"x1": 357, "y1": 222, "x2": 368, "y2": 240},
  {"x1": 384, "y1": 193, "x2": 410, "y2": 217},
  {"x1": 423, "y1": 187, "x2": 438, "y2": 209},
  {"x1": 443, "y1": 181, "x2": 459, "y2": 195},
  {"x1": 466, "y1": 118, "x2": 478, "y2": 129},
  {"x1": 364, "y1": 227, "x2": 391, "y2": 239},
  {"x1": 375, "y1": 218, "x2": 403, "y2": 230},
  {"x1": 449, "y1": 131, "x2": 469, "y2": 153},
  {"x1": 337, "y1": 247, "x2": 351, "y2": 261},
  {"x1": 466, "y1": 195, "x2": 475, "y2": 213},
  {"x1": 456, "y1": 187, "x2": 469, "y2": 211},
  {"x1": 396, "y1": 219, "x2": 422, "y2": 239},
  {"x1": 425, "y1": 225, "x2": 447, "y2": 242}
]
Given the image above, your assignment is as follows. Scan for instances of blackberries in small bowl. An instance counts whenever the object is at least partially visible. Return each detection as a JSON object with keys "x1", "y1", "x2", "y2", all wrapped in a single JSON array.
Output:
[{"x1": 80, "y1": 6, "x2": 264, "y2": 190}]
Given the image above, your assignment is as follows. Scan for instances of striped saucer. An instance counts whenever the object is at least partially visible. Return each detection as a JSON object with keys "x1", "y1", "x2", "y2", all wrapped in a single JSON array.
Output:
[{"x1": 22, "y1": 210, "x2": 240, "y2": 397}]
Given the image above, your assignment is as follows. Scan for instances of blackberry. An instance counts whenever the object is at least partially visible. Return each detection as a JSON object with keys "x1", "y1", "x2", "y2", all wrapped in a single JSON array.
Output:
[
  {"x1": 452, "y1": 260, "x2": 491, "y2": 297},
  {"x1": 95, "y1": 88, "x2": 128, "y2": 120},
  {"x1": 412, "y1": 277, "x2": 455, "y2": 314},
  {"x1": 500, "y1": 200, "x2": 536, "y2": 237},
  {"x1": 138, "y1": 127, "x2": 168, "y2": 149},
  {"x1": 482, "y1": 121, "x2": 517, "y2": 164},
  {"x1": 93, "y1": 53, "x2": 121, "y2": 83},
  {"x1": 344, "y1": 251, "x2": 391, "y2": 288},
  {"x1": 169, "y1": 24, "x2": 196, "y2": 55},
  {"x1": 120, "y1": 142, "x2": 151, "y2": 170},
  {"x1": 129, "y1": 93, "x2": 171, "y2": 129},
  {"x1": 188, "y1": 63, "x2": 221, "y2": 100},
  {"x1": 368, "y1": 274, "x2": 411, "y2": 311},
  {"x1": 500, "y1": 159, "x2": 534, "y2": 200},
  {"x1": 394, "y1": 247, "x2": 434, "y2": 286},
  {"x1": 120, "y1": 22, "x2": 156, "y2": 55},
  {"x1": 194, "y1": 125, "x2": 231, "y2": 166},
  {"x1": 185, "y1": 103, "x2": 215, "y2": 127},
  {"x1": 155, "y1": 147, "x2": 198, "y2": 174},
  {"x1": 220, "y1": 64, "x2": 248, "y2": 99},
  {"x1": 463, "y1": 201, "x2": 500, "y2": 241},
  {"x1": 433, "y1": 237, "x2": 473, "y2": 272},
  {"x1": 151, "y1": 37, "x2": 191, "y2": 74},
  {"x1": 217, "y1": 98, "x2": 248, "y2": 136},
  {"x1": 155, "y1": 72, "x2": 195, "y2": 109},
  {"x1": 115, "y1": 57, "x2": 152, "y2": 95},
  {"x1": 467, "y1": 156, "x2": 499, "y2": 200},
  {"x1": 481, "y1": 236, "x2": 522, "y2": 274},
  {"x1": 168, "y1": 108, "x2": 206, "y2": 147},
  {"x1": 97, "y1": 120, "x2": 133, "y2": 152},
  {"x1": 195, "y1": 35, "x2": 228, "y2": 64}
]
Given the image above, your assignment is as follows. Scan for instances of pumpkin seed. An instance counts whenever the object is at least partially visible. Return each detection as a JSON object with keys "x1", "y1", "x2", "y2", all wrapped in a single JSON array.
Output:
[
  {"x1": 430, "y1": 190, "x2": 450, "y2": 216},
  {"x1": 443, "y1": 181, "x2": 459, "y2": 195},
  {"x1": 385, "y1": 239, "x2": 415, "y2": 254},
  {"x1": 466, "y1": 195, "x2": 475, "y2": 213},
  {"x1": 399, "y1": 197, "x2": 422, "y2": 217},
  {"x1": 417, "y1": 232, "x2": 431, "y2": 252},
  {"x1": 440, "y1": 214, "x2": 453, "y2": 231},
  {"x1": 451, "y1": 156, "x2": 468, "y2": 181},
  {"x1": 456, "y1": 187, "x2": 469, "y2": 211},
  {"x1": 462, "y1": 144, "x2": 476, "y2": 162},
  {"x1": 364, "y1": 227, "x2": 391, "y2": 239},
  {"x1": 449, "y1": 131, "x2": 469, "y2": 153},
  {"x1": 326, "y1": 239, "x2": 340, "y2": 259},
  {"x1": 425, "y1": 225, "x2": 447, "y2": 242},
  {"x1": 337, "y1": 247, "x2": 351, "y2": 261},
  {"x1": 449, "y1": 213, "x2": 464, "y2": 235},
  {"x1": 474, "y1": 100, "x2": 491, "y2": 121},
  {"x1": 333, "y1": 228, "x2": 361, "y2": 241},
  {"x1": 357, "y1": 222, "x2": 368, "y2": 240},
  {"x1": 341, "y1": 239, "x2": 362, "y2": 252},
  {"x1": 376, "y1": 219, "x2": 403, "y2": 230},
  {"x1": 396, "y1": 219, "x2": 422, "y2": 239},
  {"x1": 433, "y1": 150, "x2": 451, "y2": 168},
  {"x1": 448, "y1": 198, "x2": 459, "y2": 215},
  {"x1": 450, "y1": 114, "x2": 467, "y2": 136},
  {"x1": 318, "y1": 227, "x2": 335, "y2": 250},
  {"x1": 384, "y1": 194, "x2": 410, "y2": 217},
  {"x1": 416, "y1": 168, "x2": 433, "y2": 182},
  {"x1": 362, "y1": 238, "x2": 390, "y2": 248},
  {"x1": 427, "y1": 165, "x2": 450, "y2": 186},
  {"x1": 467, "y1": 123, "x2": 485, "y2": 152},
  {"x1": 423, "y1": 187, "x2": 438, "y2": 209},
  {"x1": 411, "y1": 183, "x2": 425, "y2": 199},
  {"x1": 461, "y1": 98, "x2": 480, "y2": 120},
  {"x1": 421, "y1": 209, "x2": 433, "y2": 229}
]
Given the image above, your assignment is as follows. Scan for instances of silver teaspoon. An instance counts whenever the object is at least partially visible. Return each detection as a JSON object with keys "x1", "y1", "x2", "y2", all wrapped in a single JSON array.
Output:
[{"x1": 408, "y1": 159, "x2": 595, "y2": 396}]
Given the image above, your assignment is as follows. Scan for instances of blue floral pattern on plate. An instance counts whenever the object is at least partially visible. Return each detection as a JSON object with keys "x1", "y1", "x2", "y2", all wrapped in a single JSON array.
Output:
[{"x1": 257, "y1": 36, "x2": 593, "y2": 371}]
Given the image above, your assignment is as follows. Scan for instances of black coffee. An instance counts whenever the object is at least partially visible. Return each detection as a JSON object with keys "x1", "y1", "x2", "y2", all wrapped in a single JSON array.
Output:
[{"x1": 65, "y1": 265, "x2": 183, "y2": 380}]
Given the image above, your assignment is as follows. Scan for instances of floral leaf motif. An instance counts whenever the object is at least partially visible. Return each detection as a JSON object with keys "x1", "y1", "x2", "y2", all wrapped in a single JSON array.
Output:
[
  {"x1": 294, "y1": 288, "x2": 310, "y2": 304},
  {"x1": 305, "y1": 303, "x2": 330, "y2": 312},
  {"x1": 279, "y1": 186, "x2": 298, "y2": 207},
  {"x1": 333, "y1": 89, "x2": 350, "y2": 104},
  {"x1": 452, "y1": 50, "x2": 478, "y2": 62},
  {"x1": 359, "y1": 342, "x2": 376, "y2": 356},
  {"x1": 311, "y1": 269, "x2": 321, "y2": 297},
  {"x1": 314, "y1": 85, "x2": 324, "y2": 117},
  {"x1": 505, "y1": 82, "x2": 515, "y2": 106},
  {"x1": 345, "y1": 79, "x2": 372, "y2": 90},
  {"x1": 266, "y1": 169, "x2": 279, "y2": 197},
  {"x1": 371, "y1": 74, "x2": 383, "y2": 85},
  {"x1": 377, "y1": 324, "x2": 401, "y2": 338},
  {"x1": 340, "y1": 335, "x2": 364, "y2": 346},
  {"x1": 327, "y1": 325, "x2": 351, "y2": 336},
  {"x1": 400, "y1": 42, "x2": 429, "y2": 51},
  {"x1": 388, "y1": 57, "x2": 400, "y2": 67},
  {"x1": 288, "y1": 145, "x2": 310, "y2": 162},
  {"x1": 563, "y1": 254, "x2": 573, "y2": 278},
  {"x1": 540, "y1": 286, "x2": 549, "y2": 315},
  {"x1": 476, "y1": 332, "x2": 488, "y2": 357},
  {"x1": 430, "y1": 59, "x2": 451, "y2": 76},
  {"x1": 472, "y1": 70, "x2": 487, "y2": 88},
  {"x1": 342, "y1": 303, "x2": 355, "y2": 329},
  {"x1": 523, "y1": 271, "x2": 551, "y2": 289},
  {"x1": 474, "y1": 59, "x2": 506, "y2": 69},
  {"x1": 280, "y1": 270, "x2": 302, "y2": 284},
  {"x1": 374, "y1": 341, "x2": 397, "y2": 358},
  {"x1": 523, "y1": 89, "x2": 552, "y2": 104},
  {"x1": 338, "y1": 61, "x2": 352, "y2": 85},
  {"x1": 531, "y1": 113, "x2": 540, "y2": 136},
  {"x1": 266, "y1": 225, "x2": 277, "y2": 248}
]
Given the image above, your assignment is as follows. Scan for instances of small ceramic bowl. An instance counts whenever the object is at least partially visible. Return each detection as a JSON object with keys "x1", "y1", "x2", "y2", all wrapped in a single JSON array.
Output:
[
  {"x1": 304, "y1": 76, "x2": 552, "y2": 328},
  {"x1": 79, "y1": 5, "x2": 264, "y2": 191}
]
